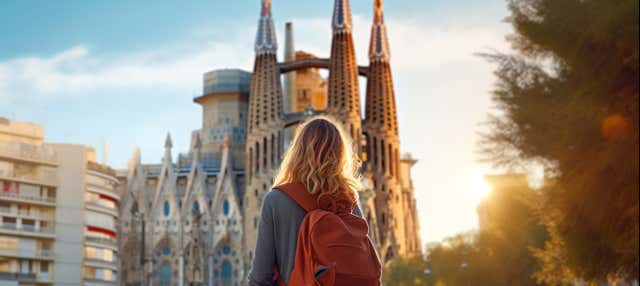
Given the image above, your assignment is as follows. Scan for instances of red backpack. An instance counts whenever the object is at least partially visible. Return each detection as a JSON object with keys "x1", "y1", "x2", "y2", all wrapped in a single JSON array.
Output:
[{"x1": 274, "y1": 182, "x2": 382, "y2": 286}]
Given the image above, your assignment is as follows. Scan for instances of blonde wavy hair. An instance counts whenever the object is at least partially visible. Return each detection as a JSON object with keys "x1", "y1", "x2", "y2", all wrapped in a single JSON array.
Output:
[{"x1": 273, "y1": 116, "x2": 361, "y2": 209}]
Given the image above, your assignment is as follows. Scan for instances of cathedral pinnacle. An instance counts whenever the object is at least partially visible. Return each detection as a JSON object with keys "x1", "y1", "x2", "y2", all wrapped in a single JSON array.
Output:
[
  {"x1": 164, "y1": 133, "x2": 173, "y2": 149},
  {"x1": 369, "y1": 0, "x2": 390, "y2": 62},
  {"x1": 255, "y1": 0, "x2": 278, "y2": 55},
  {"x1": 332, "y1": 0, "x2": 353, "y2": 34},
  {"x1": 192, "y1": 132, "x2": 202, "y2": 162},
  {"x1": 193, "y1": 132, "x2": 201, "y2": 150},
  {"x1": 163, "y1": 132, "x2": 173, "y2": 163}
]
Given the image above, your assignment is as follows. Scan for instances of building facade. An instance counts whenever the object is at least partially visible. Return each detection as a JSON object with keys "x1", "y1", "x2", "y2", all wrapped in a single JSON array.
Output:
[
  {"x1": 0, "y1": 118, "x2": 120, "y2": 286},
  {"x1": 118, "y1": 70, "x2": 249, "y2": 286},
  {"x1": 118, "y1": 0, "x2": 422, "y2": 285}
]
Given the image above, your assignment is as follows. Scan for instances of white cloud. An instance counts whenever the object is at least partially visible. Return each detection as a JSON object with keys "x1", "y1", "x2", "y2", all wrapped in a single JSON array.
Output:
[
  {"x1": 0, "y1": 14, "x2": 508, "y2": 100},
  {"x1": 0, "y1": 13, "x2": 511, "y2": 244},
  {"x1": 0, "y1": 41, "x2": 254, "y2": 99}
]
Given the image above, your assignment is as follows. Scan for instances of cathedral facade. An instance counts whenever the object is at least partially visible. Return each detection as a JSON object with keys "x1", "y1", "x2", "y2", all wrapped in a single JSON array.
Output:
[{"x1": 117, "y1": 0, "x2": 421, "y2": 285}]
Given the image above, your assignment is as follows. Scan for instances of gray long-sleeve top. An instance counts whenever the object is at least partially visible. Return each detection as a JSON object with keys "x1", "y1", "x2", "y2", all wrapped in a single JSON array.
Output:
[{"x1": 247, "y1": 189, "x2": 362, "y2": 286}]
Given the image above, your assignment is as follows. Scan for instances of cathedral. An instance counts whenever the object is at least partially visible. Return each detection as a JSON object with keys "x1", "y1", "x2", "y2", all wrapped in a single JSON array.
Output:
[{"x1": 117, "y1": 0, "x2": 421, "y2": 285}]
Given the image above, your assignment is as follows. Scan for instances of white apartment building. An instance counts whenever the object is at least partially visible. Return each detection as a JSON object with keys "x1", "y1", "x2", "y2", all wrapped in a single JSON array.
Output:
[{"x1": 0, "y1": 117, "x2": 120, "y2": 286}]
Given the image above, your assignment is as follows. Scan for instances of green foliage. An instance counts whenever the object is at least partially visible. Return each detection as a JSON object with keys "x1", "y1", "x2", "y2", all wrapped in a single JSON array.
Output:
[
  {"x1": 382, "y1": 255, "x2": 429, "y2": 286},
  {"x1": 480, "y1": 0, "x2": 639, "y2": 282},
  {"x1": 423, "y1": 183, "x2": 547, "y2": 286}
]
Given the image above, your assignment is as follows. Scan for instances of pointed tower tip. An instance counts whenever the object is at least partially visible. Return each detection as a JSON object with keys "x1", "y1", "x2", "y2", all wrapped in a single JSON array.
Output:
[
  {"x1": 369, "y1": 0, "x2": 390, "y2": 62},
  {"x1": 222, "y1": 134, "x2": 231, "y2": 149},
  {"x1": 374, "y1": 0, "x2": 384, "y2": 21},
  {"x1": 193, "y1": 132, "x2": 202, "y2": 150},
  {"x1": 133, "y1": 147, "x2": 141, "y2": 162},
  {"x1": 261, "y1": 0, "x2": 272, "y2": 15},
  {"x1": 255, "y1": 0, "x2": 278, "y2": 54},
  {"x1": 332, "y1": 0, "x2": 353, "y2": 34},
  {"x1": 164, "y1": 133, "x2": 173, "y2": 149}
]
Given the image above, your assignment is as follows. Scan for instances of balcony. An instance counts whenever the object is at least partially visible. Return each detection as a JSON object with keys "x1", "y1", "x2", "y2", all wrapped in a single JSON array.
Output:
[
  {"x1": 86, "y1": 201, "x2": 119, "y2": 217},
  {"x1": 0, "y1": 222, "x2": 55, "y2": 237},
  {"x1": 0, "y1": 248, "x2": 55, "y2": 260},
  {"x1": 0, "y1": 206, "x2": 52, "y2": 220},
  {"x1": 0, "y1": 271, "x2": 36, "y2": 281},
  {"x1": 87, "y1": 161, "x2": 116, "y2": 178},
  {"x1": 0, "y1": 168, "x2": 57, "y2": 187},
  {"x1": 84, "y1": 257, "x2": 119, "y2": 271},
  {"x1": 84, "y1": 277, "x2": 118, "y2": 286},
  {"x1": 0, "y1": 141, "x2": 57, "y2": 166},
  {"x1": 86, "y1": 184, "x2": 120, "y2": 201},
  {"x1": 85, "y1": 236, "x2": 118, "y2": 248},
  {"x1": 0, "y1": 191, "x2": 56, "y2": 206}
]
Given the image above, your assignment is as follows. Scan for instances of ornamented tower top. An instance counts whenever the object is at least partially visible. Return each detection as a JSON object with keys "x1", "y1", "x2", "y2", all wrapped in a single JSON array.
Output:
[
  {"x1": 364, "y1": 0, "x2": 404, "y2": 261},
  {"x1": 369, "y1": 0, "x2": 391, "y2": 62},
  {"x1": 327, "y1": 0, "x2": 362, "y2": 142},
  {"x1": 365, "y1": 0, "x2": 398, "y2": 136},
  {"x1": 244, "y1": 0, "x2": 285, "y2": 265},
  {"x1": 332, "y1": 0, "x2": 353, "y2": 34},
  {"x1": 164, "y1": 133, "x2": 173, "y2": 163},
  {"x1": 255, "y1": 0, "x2": 277, "y2": 55},
  {"x1": 248, "y1": 0, "x2": 283, "y2": 132}
]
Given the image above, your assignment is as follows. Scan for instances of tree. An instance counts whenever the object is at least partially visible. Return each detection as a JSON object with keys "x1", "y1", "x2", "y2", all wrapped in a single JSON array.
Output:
[
  {"x1": 425, "y1": 233, "x2": 483, "y2": 286},
  {"x1": 476, "y1": 176, "x2": 548, "y2": 285},
  {"x1": 479, "y1": 0, "x2": 638, "y2": 283},
  {"x1": 424, "y1": 178, "x2": 547, "y2": 286},
  {"x1": 382, "y1": 255, "x2": 429, "y2": 286}
]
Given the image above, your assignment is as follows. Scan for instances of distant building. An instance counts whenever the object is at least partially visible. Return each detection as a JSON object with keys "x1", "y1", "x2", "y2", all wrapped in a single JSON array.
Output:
[
  {"x1": 117, "y1": 69, "x2": 248, "y2": 286},
  {"x1": 0, "y1": 118, "x2": 120, "y2": 286},
  {"x1": 117, "y1": 0, "x2": 422, "y2": 285}
]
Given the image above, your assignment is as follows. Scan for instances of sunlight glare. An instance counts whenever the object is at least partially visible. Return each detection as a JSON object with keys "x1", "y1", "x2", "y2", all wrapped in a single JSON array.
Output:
[{"x1": 469, "y1": 175, "x2": 492, "y2": 205}]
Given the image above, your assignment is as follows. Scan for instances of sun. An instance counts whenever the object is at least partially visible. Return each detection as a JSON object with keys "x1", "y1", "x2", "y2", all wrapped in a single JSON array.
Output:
[{"x1": 469, "y1": 174, "x2": 492, "y2": 204}]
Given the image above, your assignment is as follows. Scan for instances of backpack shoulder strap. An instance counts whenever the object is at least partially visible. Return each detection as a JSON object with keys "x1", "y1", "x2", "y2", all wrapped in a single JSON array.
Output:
[{"x1": 274, "y1": 182, "x2": 318, "y2": 212}]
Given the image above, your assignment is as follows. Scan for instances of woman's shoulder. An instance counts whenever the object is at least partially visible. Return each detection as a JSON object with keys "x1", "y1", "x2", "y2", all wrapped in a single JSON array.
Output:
[
  {"x1": 263, "y1": 188, "x2": 294, "y2": 206},
  {"x1": 263, "y1": 188, "x2": 305, "y2": 212}
]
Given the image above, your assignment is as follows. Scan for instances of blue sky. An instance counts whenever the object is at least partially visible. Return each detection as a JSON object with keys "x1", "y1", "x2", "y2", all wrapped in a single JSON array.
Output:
[{"x1": 0, "y1": 0, "x2": 513, "y2": 244}]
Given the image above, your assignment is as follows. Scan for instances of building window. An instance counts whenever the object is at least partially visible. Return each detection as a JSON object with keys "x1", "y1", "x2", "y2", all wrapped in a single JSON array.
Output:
[
  {"x1": 255, "y1": 142, "x2": 260, "y2": 174},
  {"x1": 221, "y1": 260, "x2": 232, "y2": 285},
  {"x1": 160, "y1": 262, "x2": 172, "y2": 286},
  {"x1": 0, "y1": 235, "x2": 18, "y2": 250},
  {"x1": 163, "y1": 201, "x2": 170, "y2": 217},
  {"x1": 263, "y1": 137, "x2": 267, "y2": 171},
  {"x1": 271, "y1": 134, "x2": 275, "y2": 167},
  {"x1": 248, "y1": 148, "x2": 253, "y2": 181},
  {"x1": 193, "y1": 201, "x2": 200, "y2": 213},
  {"x1": 223, "y1": 200, "x2": 230, "y2": 216}
]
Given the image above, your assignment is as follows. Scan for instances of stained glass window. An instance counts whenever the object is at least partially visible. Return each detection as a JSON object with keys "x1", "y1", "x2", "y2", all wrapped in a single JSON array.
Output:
[{"x1": 223, "y1": 200, "x2": 230, "y2": 215}]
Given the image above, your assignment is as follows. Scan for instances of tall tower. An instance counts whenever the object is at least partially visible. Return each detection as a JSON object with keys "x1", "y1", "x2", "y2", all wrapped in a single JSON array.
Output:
[
  {"x1": 283, "y1": 22, "x2": 296, "y2": 113},
  {"x1": 364, "y1": 0, "x2": 405, "y2": 262},
  {"x1": 327, "y1": 0, "x2": 362, "y2": 144},
  {"x1": 243, "y1": 0, "x2": 285, "y2": 265}
]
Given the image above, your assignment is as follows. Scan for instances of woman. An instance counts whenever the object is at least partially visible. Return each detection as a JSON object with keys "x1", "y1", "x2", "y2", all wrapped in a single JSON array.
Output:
[{"x1": 248, "y1": 116, "x2": 380, "y2": 286}]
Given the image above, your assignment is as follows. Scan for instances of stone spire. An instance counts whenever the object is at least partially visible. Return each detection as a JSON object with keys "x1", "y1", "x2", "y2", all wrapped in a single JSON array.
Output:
[
  {"x1": 369, "y1": 0, "x2": 390, "y2": 62},
  {"x1": 248, "y1": 0, "x2": 282, "y2": 133},
  {"x1": 327, "y1": 0, "x2": 362, "y2": 143},
  {"x1": 244, "y1": 0, "x2": 285, "y2": 265},
  {"x1": 332, "y1": 0, "x2": 353, "y2": 34},
  {"x1": 192, "y1": 132, "x2": 201, "y2": 162},
  {"x1": 164, "y1": 133, "x2": 173, "y2": 163},
  {"x1": 255, "y1": 0, "x2": 277, "y2": 55},
  {"x1": 364, "y1": 0, "x2": 404, "y2": 262},
  {"x1": 365, "y1": 0, "x2": 398, "y2": 137}
]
